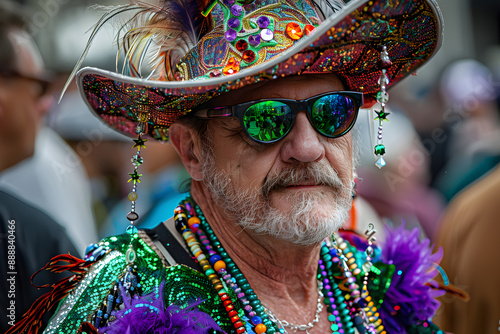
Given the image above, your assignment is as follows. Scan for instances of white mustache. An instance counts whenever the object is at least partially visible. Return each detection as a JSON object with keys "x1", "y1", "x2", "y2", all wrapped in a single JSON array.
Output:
[{"x1": 262, "y1": 163, "x2": 346, "y2": 198}]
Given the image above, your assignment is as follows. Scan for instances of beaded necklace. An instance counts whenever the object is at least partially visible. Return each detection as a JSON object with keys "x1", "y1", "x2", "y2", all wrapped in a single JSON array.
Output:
[
  {"x1": 264, "y1": 286, "x2": 324, "y2": 334},
  {"x1": 174, "y1": 196, "x2": 386, "y2": 334}
]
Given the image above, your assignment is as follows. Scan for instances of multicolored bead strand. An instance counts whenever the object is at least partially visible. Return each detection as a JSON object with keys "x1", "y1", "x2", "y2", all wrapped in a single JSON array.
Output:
[
  {"x1": 192, "y1": 213, "x2": 258, "y2": 333},
  {"x1": 328, "y1": 238, "x2": 357, "y2": 334},
  {"x1": 374, "y1": 45, "x2": 392, "y2": 169},
  {"x1": 191, "y1": 200, "x2": 277, "y2": 334},
  {"x1": 333, "y1": 232, "x2": 385, "y2": 334},
  {"x1": 362, "y1": 224, "x2": 386, "y2": 334},
  {"x1": 174, "y1": 203, "x2": 248, "y2": 334},
  {"x1": 318, "y1": 246, "x2": 348, "y2": 334}
]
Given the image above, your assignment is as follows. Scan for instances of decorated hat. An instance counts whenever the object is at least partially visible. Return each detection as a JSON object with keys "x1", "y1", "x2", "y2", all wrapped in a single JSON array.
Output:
[{"x1": 76, "y1": 0, "x2": 443, "y2": 141}]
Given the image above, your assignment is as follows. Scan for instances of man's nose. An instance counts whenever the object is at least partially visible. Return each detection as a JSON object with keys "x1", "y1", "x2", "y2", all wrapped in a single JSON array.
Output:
[{"x1": 279, "y1": 111, "x2": 325, "y2": 163}]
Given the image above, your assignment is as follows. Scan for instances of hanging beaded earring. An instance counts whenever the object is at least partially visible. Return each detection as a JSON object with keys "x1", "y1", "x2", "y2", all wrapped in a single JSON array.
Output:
[
  {"x1": 127, "y1": 133, "x2": 146, "y2": 230},
  {"x1": 374, "y1": 45, "x2": 392, "y2": 169},
  {"x1": 125, "y1": 122, "x2": 148, "y2": 258}
]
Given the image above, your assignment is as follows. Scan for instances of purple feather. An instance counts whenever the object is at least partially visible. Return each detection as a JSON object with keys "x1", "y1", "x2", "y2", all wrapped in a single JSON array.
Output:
[
  {"x1": 379, "y1": 225, "x2": 445, "y2": 333},
  {"x1": 101, "y1": 282, "x2": 225, "y2": 334}
]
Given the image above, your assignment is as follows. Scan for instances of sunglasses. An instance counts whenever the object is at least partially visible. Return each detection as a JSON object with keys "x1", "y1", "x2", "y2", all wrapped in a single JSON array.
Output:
[
  {"x1": 0, "y1": 69, "x2": 52, "y2": 97},
  {"x1": 193, "y1": 91, "x2": 363, "y2": 143}
]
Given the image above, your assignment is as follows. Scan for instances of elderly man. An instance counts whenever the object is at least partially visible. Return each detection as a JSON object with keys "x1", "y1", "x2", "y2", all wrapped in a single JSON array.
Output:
[{"x1": 9, "y1": 0, "x2": 447, "y2": 333}]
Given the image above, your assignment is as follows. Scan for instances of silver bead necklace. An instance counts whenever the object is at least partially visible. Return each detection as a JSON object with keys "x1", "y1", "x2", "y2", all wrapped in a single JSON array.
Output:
[{"x1": 264, "y1": 283, "x2": 324, "y2": 334}]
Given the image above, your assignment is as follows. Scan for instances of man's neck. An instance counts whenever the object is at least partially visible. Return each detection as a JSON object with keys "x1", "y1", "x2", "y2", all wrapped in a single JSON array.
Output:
[{"x1": 190, "y1": 181, "x2": 323, "y2": 322}]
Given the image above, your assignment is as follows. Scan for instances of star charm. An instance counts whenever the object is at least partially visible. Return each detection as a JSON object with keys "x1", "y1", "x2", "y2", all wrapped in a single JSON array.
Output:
[
  {"x1": 374, "y1": 110, "x2": 390, "y2": 124},
  {"x1": 133, "y1": 135, "x2": 148, "y2": 149},
  {"x1": 128, "y1": 170, "x2": 142, "y2": 184}
]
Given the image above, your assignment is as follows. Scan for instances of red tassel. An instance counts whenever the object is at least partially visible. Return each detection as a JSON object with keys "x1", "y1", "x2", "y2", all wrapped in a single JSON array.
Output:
[
  {"x1": 31, "y1": 253, "x2": 90, "y2": 287},
  {"x1": 5, "y1": 254, "x2": 94, "y2": 334},
  {"x1": 78, "y1": 322, "x2": 100, "y2": 334}
]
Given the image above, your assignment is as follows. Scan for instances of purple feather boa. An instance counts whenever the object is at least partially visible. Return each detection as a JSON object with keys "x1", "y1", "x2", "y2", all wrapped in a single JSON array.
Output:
[
  {"x1": 100, "y1": 282, "x2": 225, "y2": 334},
  {"x1": 379, "y1": 224, "x2": 445, "y2": 333}
]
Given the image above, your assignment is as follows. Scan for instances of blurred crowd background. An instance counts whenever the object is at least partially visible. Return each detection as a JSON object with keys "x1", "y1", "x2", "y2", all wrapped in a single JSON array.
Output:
[{"x1": 0, "y1": 0, "x2": 499, "y2": 333}]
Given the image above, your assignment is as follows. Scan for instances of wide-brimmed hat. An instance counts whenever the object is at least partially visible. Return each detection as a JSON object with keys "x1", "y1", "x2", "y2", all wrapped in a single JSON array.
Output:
[{"x1": 77, "y1": 0, "x2": 443, "y2": 141}]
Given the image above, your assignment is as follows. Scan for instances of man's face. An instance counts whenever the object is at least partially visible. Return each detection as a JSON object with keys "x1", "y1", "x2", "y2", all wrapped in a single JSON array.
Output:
[
  {"x1": 0, "y1": 29, "x2": 48, "y2": 169},
  {"x1": 199, "y1": 74, "x2": 354, "y2": 245}
]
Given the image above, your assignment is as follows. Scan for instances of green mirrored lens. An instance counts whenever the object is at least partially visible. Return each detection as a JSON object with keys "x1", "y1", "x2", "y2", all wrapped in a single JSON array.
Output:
[
  {"x1": 311, "y1": 94, "x2": 356, "y2": 136},
  {"x1": 242, "y1": 101, "x2": 292, "y2": 142}
]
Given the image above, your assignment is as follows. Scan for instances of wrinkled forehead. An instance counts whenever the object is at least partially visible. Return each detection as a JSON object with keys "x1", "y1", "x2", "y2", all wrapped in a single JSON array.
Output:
[{"x1": 203, "y1": 73, "x2": 345, "y2": 108}]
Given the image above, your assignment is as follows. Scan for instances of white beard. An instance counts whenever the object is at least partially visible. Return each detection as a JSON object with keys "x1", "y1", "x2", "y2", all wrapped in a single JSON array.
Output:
[{"x1": 200, "y1": 141, "x2": 352, "y2": 246}]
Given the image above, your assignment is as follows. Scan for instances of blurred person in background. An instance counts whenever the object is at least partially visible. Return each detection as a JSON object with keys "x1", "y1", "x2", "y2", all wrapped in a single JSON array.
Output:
[
  {"x1": 388, "y1": 59, "x2": 500, "y2": 202},
  {"x1": 388, "y1": 76, "x2": 453, "y2": 190},
  {"x1": 0, "y1": 5, "x2": 98, "y2": 253},
  {"x1": 433, "y1": 163, "x2": 500, "y2": 334},
  {"x1": 432, "y1": 57, "x2": 500, "y2": 334},
  {"x1": 0, "y1": 2, "x2": 78, "y2": 331},
  {"x1": 433, "y1": 59, "x2": 500, "y2": 201}
]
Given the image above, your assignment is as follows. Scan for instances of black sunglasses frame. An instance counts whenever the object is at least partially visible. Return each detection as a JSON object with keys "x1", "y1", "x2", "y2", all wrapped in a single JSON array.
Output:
[
  {"x1": 0, "y1": 68, "x2": 52, "y2": 96},
  {"x1": 193, "y1": 91, "x2": 363, "y2": 144}
]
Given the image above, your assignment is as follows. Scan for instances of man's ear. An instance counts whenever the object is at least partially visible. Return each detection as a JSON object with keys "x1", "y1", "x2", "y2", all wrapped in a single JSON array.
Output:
[{"x1": 169, "y1": 122, "x2": 204, "y2": 181}]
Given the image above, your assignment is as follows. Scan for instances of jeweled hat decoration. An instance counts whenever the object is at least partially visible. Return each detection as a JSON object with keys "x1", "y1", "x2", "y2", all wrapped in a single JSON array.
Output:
[
  {"x1": 73, "y1": 0, "x2": 443, "y2": 142},
  {"x1": 192, "y1": 0, "x2": 319, "y2": 77}
]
